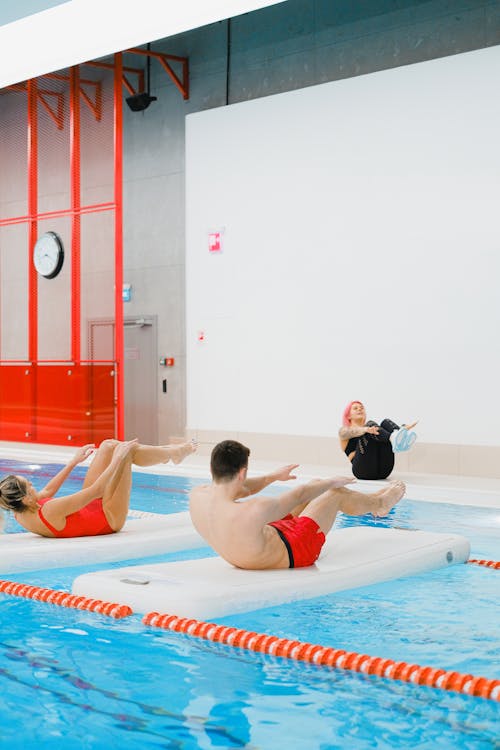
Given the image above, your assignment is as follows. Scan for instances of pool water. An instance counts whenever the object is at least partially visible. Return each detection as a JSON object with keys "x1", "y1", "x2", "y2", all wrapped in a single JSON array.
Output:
[{"x1": 0, "y1": 459, "x2": 499, "y2": 749}]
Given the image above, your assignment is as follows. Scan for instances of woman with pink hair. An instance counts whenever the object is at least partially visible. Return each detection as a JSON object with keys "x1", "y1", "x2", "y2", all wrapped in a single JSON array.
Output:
[{"x1": 339, "y1": 401, "x2": 417, "y2": 480}]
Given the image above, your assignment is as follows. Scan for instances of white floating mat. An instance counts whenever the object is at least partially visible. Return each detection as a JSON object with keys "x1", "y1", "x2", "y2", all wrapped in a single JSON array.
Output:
[
  {"x1": 0, "y1": 512, "x2": 204, "y2": 574},
  {"x1": 72, "y1": 527, "x2": 470, "y2": 618}
]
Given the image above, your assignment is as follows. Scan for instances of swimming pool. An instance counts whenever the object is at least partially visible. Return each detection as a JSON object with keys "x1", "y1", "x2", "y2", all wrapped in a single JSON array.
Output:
[{"x1": 0, "y1": 458, "x2": 499, "y2": 749}]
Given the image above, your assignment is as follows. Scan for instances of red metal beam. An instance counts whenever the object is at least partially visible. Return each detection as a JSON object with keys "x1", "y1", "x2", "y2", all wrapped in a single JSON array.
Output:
[
  {"x1": 0, "y1": 202, "x2": 116, "y2": 227},
  {"x1": 114, "y1": 52, "x2": 124, "y2": 440},
  {"x1": 26, "y1": 78, "x2": 39, "y2": 440},
  {"x1": 79, "y1": 84, "x2": 102, "y2": 121},
  {"x1": 70, "y1": 66, "x2": 81, "y2": 363},
  {"x1": 8, "y1": 75, "x2": 102, "y2": 125},
  {"x1": 0, "y1": 359, "x2": 114, "y2": 364},
  {"x1": 43, "y1": 72, "x2": 102, "y2": 121},
  {"x1": 2, "y1": 63, "x2": 123, "y2": 444},
  {"x1": 37, "y1": 90, "x2": 64, "y2": 130},
  {"x1": 85, "y1": 60, "x2": 145, "y2": 97},
  {"x1": 7, "y1": 83, "x2": 65, "y2": 129},
  {"x1": 27, "y1": 79, "x2": 38, "y2": 365},
  {"x1": 127, "y1": 48, "x2": 189, "y2": 100},
  {"x1": 44, "y1": 72, "x2": 98, "y2": 85}
]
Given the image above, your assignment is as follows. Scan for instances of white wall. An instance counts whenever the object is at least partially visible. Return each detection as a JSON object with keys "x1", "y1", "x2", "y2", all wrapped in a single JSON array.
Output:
[{"x1": 186, "y1": 45, "x2": 500, "y2": 447}]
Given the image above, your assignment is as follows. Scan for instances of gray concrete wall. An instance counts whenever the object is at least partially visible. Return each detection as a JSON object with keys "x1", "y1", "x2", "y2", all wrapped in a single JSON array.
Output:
[{"x1": 121, "y1": 0, "x2": 500, "y2": 443}]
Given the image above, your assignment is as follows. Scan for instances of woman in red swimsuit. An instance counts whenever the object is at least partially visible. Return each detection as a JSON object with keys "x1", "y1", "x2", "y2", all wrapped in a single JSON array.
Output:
[{"x1": 0, "y1": 437, "x2": 197, "y2": 538}]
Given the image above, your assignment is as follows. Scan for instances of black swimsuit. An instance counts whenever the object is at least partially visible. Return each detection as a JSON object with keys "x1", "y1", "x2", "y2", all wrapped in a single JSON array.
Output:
[
  {"x1": 344, "y1": 437, "x2": 358, "y2": 456},
  {"x1": 345, "y1": 419, "x2": 399, "y2": 480}
]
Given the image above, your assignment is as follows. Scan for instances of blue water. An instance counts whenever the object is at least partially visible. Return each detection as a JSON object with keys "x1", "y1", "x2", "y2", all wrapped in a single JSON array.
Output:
[{"x1": 0, "y1": 458, "x2": 499, "y2": 749}]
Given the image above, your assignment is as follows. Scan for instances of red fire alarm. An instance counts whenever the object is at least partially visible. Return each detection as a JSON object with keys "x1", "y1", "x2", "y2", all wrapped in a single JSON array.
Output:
[
  {"x1": 208, "y1": 231, "x2": 222, "y2": 253},
  {"x1": 160, "y1": 357, "x2": 175, "y2": 366}
]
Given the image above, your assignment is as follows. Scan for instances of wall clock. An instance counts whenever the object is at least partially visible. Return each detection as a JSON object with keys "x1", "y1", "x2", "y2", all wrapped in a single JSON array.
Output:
[{"x1": 33, "y1": 231, "x2": 64, "y2": 279}]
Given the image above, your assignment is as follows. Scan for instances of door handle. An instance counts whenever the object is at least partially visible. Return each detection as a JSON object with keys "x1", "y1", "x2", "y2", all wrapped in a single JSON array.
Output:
[{"x1": 124, "y1": 318, "x2": 153, "y2": 328}]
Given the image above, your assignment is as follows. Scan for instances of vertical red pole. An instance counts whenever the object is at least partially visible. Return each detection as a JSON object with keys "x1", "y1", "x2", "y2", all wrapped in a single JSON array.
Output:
[
  {"x1": 27, "y1": 78, "x2": 38, "y2": 441},
  {"x1": 114, "y1": 53, "x2": 124, "y2": 439},
  {"x1": 70, "y1": 65, "x2": 81, "y2": 363},
  {"x1": 27, "y1": 79, "x2": 38, "y2": 363}
]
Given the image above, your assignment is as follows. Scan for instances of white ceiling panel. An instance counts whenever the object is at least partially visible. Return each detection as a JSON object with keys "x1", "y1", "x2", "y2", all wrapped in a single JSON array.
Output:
[{"x1": 0, "y1": 0, "x2": 285, "y2": 88}]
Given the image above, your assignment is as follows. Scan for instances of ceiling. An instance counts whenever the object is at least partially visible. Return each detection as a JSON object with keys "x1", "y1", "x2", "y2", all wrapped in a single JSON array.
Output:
[{"x1": 0, "y1": 0, "x2": 285, "y2": 89}]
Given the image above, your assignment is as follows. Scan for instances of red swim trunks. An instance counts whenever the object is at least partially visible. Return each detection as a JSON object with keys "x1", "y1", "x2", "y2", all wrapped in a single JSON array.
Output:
[
  {"x1": 38, "y1": 498, "x2": 114, "y2": 538},
  {"x1": 268, "y1": 514, "x2": 325, "y2": 568}
]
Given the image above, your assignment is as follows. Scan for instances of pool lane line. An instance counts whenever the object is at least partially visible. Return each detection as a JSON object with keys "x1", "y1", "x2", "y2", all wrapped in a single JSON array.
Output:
[
  {"x1": 1, "y1": 557, "x2": 498, "y2": 699},
  {"x1": 142, "y1": 611, "x2": 500, "y2": 703},
  {"x1": 0, "y1": 579, "x2": 132, "y2": 619},
  {"x1": 468, "y1": 558, "x2": 500, "y2": 569}
]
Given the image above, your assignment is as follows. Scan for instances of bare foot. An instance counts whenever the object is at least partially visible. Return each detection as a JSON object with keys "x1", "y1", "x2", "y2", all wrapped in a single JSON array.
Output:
[
  {"x1": 169, "y1": 438, "x2": 198, "y2": 464},
  {"x1": 373, "y1": 480, "x2": 405, "y2": 516}
]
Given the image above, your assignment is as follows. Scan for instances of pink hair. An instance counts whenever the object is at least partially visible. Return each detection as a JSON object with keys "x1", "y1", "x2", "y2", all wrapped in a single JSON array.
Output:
[{"x1": 342, "y1": 401, "x2": 363, "y2": 426}]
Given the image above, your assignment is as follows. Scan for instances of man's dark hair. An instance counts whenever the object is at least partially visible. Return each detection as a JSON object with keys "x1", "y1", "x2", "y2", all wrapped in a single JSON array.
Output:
[{"x1": 210, "y1": 440, "x2": 250, "y2": 482}]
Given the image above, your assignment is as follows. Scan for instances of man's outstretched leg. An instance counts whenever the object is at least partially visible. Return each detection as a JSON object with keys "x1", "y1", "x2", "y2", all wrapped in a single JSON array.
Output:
[{"x1": 299, "y1": 481, "x2": 406, "y2": 536}]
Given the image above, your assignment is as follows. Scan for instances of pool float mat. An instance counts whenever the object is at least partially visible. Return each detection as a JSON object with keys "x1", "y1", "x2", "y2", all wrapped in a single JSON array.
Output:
[
  {"x1": 72, "y1": 527, "x2": 470, "y2": 617},
  {"x1": 0, "y1": 511, "x2": 204, "y2": 573}
]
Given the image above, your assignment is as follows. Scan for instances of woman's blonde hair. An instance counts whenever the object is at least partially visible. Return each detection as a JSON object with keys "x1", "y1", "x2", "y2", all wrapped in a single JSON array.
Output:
[{"x1": 0, "y1": 475, "x2": 29, "y2": 513}]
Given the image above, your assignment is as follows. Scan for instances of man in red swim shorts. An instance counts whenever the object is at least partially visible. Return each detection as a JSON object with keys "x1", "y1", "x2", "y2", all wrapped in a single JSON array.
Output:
[{"x1": 189, "y1": 440, "x2": 406, "y2": 570}]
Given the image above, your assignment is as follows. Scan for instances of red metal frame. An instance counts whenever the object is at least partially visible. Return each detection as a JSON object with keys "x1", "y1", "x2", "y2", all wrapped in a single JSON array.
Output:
[
  {"x1": 7, "y1": 74, "x2": 102, "y2": 129},
  {"x1": 26, "y1": 78, "x2": 38, "y2": 440},
  {"x1": 45, "y1": 72, "x2": 102, "y2": 121},
  {"x1": 1, "y1": 42, "x2": 187, "y2": 445},
  {"x1": 27, "y1": 78, "x2": 38, "y2": 365},
  {"x1": 0, "y1": 59, "x2": 124, "y2": 445},
  {"x1": 127, "y1": 48, "x2": 189, "y2": 100},
  {"x1": 70, "y1": 65, "x2": 81, "y2": 364},
  {"x1": 87, "y1": 51, "x2": 189, "y2": 99},
  {"x1": 0, "y1": 203, "x2": 116, "y2": 228},
  {"x1": 37, "y1": 89, "x2": 65, "y2": 129},
  {"x1": 86, "y1": 60, "x2": 145, "y2": 97},
  {"x1": 8, "y1": 82, "x2": 64, "y2": 130},
  {"x1": 114, "y1": 52, "x2": 124, "y2": 440}
]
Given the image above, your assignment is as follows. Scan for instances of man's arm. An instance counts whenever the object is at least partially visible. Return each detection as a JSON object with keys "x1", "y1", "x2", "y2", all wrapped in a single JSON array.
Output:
[
  {"x1": 244, "y1": 476, "x2": 355, "y2": 526},
  {"x1": 236, "y1": 464, "x2": 299, "y2": 499},
  {"x1": 38, "y1": 444, "x2": 95, "y2": 499}
]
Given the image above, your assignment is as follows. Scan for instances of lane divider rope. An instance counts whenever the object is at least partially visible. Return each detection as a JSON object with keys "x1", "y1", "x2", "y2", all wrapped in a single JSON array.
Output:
[
  {"x1": 0, "y1": 579, "x2": 132, "y2": 619},
  {"x1": 142, "y1": 611, "x2": 500, "y2": 702},
  {"x1": 1, "y1": 554, "x2": 498, "y2": 695},
  {"x1": 468, "y1": 558, "x2": 500, "y2": 570}
]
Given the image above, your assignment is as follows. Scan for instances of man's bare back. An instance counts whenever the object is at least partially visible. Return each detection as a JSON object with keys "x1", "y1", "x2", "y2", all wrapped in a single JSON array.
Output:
[
  {"x1": 190, "y1": 483, "x2": 291, "y2": 569},
  {"x1": 189, "y1": 440, "x2": 406, "y2": 571}
]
